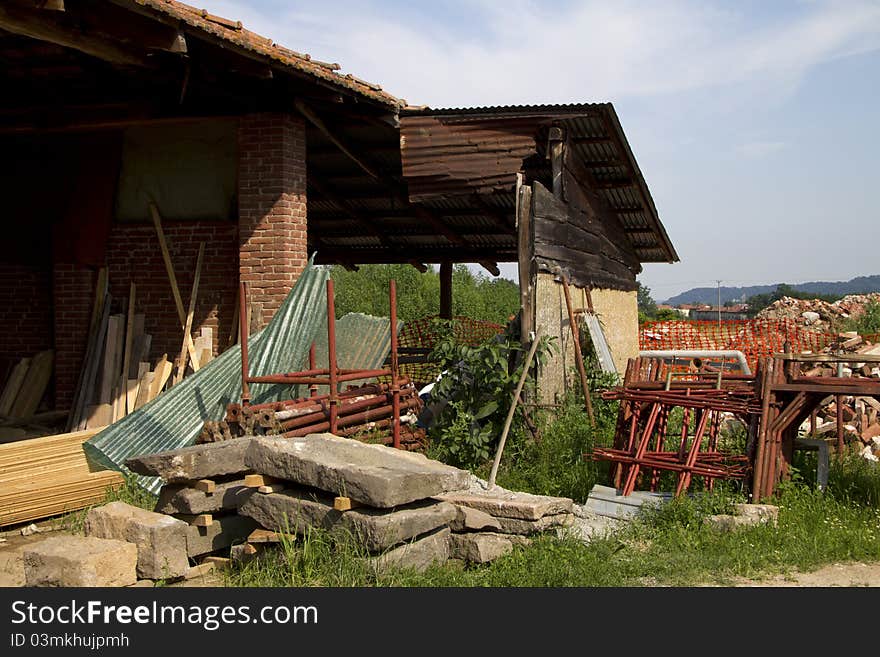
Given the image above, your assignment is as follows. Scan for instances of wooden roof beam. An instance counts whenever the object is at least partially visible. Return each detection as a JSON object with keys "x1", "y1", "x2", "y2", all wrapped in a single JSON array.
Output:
[
  {"x1": 0, "y1": 3, "x2": 150, "y2": 66},
  {"x1": 297, "y1": 99, "x2": 477, "y2": 251},
  {"x1": 479, "y1": 261, "x2": 501, "y2": 276},
  {"x1": 308, "y1": 174, "x2": 398, "y2": 251},
  {"x1": 314, "y1": 248, "x2": 516, "y2": 265},
  {"x1": 470, "y1": 193, "x2": 515, "y2": 232}
]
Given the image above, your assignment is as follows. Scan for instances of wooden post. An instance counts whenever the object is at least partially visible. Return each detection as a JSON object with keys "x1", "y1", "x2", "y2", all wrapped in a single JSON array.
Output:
[
  {"x1": 439, "y1": 261, "x2": 453, "y2": 320},
  {"x1": 516, "y1": 174, "x2": 534, "y2": 345},
  {"x1": 488, "y1": 327, "x2": 543, "y2": 489},
  {"x1": 548, "y1": 126, "x2": 565, "y2": 200}
]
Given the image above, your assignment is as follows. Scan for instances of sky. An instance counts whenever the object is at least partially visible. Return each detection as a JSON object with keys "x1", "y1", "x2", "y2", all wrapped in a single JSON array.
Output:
[{"x1": 197, "y1": 0, "x2": 880, "y2": 301}]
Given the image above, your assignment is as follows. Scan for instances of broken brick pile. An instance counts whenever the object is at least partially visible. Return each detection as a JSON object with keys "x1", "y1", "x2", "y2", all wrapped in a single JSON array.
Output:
[{"x1": 757, "y1": 293, "x2": 880, "y2": 333}]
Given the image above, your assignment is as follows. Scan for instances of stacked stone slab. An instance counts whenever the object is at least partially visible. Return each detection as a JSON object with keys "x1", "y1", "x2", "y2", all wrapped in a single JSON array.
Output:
[
  {"x1": 436, "y1": 483, "x2": 576, "y2": 564},
  {"x1": 238, "y1": 434, "x2": 471, "y2": 572},
  {"x1": 125, "y1": 438, "x2": 258, "y2": 559}
]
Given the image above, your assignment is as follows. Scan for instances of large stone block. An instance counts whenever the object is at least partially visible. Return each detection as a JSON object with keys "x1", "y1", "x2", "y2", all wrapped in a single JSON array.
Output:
[
  {"x1": 240, "y1": 488, "x2": 457, "y2": 552},
  {"x1": 495, "y1": 513, "x2": 574, "y2": 536},
  {"x1": 185, "y1": 514, "x2": 259, "y2": 557},
  {"x1": 368, "y1": 527, "x2": 450, "y2": 575},
  {"x1": 436, "y1": 488, "x2": 573, "y2": 521},
  {"x1": 245, "y1": 434, "x2": 470, "y2": 508},
  {"x1": 155, "y1": 480, "x2": 254, "y2": 515},
  {"x1": 125, "y1": 438, "x2": 251, "y2": 483},
  {"x1": 449, "y1": 505, "x2": 501, "y2": 532},
  {"x1": 449, "y1": 532, "x2": 527, "y2": 563},
  {"x1": 85, "y1": 502, "x2": 189, "y2": 579},
  {"x1": 23, "y1": 536, "x2": 137, "y2": 587}
]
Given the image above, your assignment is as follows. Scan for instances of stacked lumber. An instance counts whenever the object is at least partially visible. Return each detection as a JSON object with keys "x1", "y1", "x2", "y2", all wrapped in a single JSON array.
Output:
[
  {"x1": 0, "y1": 427, "x2": 124, "y2": 527},
  {"x1": 0, "y1": 349, "x2": 55, "y2": 423}
]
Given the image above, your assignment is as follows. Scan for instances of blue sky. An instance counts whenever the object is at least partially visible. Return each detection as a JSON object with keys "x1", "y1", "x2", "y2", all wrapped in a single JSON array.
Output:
[{"x1": 198, "y1": 0, "x2": 880, "y2": 301}]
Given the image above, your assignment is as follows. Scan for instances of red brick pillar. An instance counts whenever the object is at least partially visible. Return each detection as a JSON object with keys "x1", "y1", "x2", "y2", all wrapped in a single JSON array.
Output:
[{"x1": 238, "y1": 113, "x2": 308, "y2": 328}]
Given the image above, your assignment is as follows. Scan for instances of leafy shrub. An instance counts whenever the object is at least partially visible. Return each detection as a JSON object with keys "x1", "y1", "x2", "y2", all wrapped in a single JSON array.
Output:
[{"x1": 425, "y1": 320, "x2": 555, "y2": 469}]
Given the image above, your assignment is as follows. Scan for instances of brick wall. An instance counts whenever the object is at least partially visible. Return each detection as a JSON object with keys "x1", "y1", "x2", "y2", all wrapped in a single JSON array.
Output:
[
  {"x1": 238, "y1": 113, "x2": 307, "y2": 327},
  {"x1": 105, "y1": 221, "x2": 239, "y2": 370},
  {"x1": 0, "y1": 262, "x2": 53, "y2": 389},
  {"x1": 52, "y1": 264, "x2": 96, "y2": 409}
]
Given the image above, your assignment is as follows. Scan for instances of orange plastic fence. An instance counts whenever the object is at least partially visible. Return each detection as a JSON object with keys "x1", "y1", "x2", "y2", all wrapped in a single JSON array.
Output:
[
  {"x1": 397, "y1": 315, "x2": 505, "y2": 385},
  {"x1": 639, "y1": 319, "x2": 839, "y2": 371}
]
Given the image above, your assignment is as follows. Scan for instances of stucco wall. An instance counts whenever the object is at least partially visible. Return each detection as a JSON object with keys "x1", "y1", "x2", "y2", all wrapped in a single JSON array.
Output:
[{"x1": 534, "y1": 273, "x2": 638, "y2": 403}]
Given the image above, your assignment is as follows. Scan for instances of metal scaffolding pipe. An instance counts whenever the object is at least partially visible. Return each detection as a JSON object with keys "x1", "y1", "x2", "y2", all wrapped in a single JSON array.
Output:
[{"x1": 639, "y1": 350, "x2": 752, "y2": 376}]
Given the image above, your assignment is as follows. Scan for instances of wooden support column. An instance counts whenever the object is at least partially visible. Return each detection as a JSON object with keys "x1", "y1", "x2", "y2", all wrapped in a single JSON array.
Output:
[
  {"x1": 516, "y1": 173, "x2": 534, "y2": 344},
  {"x1": 548, "y1": 126, "x2": 565, "y2": 200},
  {"x1": 439, "y1": 261, "x2": 453, "y2": 320}
]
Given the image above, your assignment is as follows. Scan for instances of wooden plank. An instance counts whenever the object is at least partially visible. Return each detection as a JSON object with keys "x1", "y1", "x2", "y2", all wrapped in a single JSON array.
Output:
[
  {"x1": 149, "y1": 354, "x2": 171, "y2": 399},
  {"x1": 122, "y1": 282, "x2": 136, "y2": 413},
  {"x1": 247, "y1": 529, "x2": 292, "y2": 544},
  {"x1": 258, "y1": 483, "x2": 285, "y2": 494},
  {"x1": 175, "y1": 241, "x2": 205, "y2": 384},
  {"x1": 133, "y1": 370, "x2": 154, "y2": 410},
  {"x1": 129, "y1": 334, "x2": 151, "y2": 379},
  {"x1": 85, "y1": 403, "x2": 112, "y2": 429},
  {"x1": 99, "y1": 315, "x2": 121, "y2": 404},
  {"x1": 195, "y1": 479, "x2": 215, "y2": 494},
  {"x1": 333, "y1": 496, "x2": 362, "y2": 511},
  {"x1": 149, "y1": 203, "x2": 200, "y2": 370},
  {"x1": 0, "y1": 358, "x2": 31, "y2": 416},
  {"x1": 201, "y1": 556, "x2": 231, "y2": 569},
  {"x1": 71, "y1": 296, "x2": 112, "y2": 432},
  {"x1": 9, "y1": 350, "x2": 54, "y2": 418},
  {"x1": 244, "y1": 474, "x2": 277, "y2": 488},
  {"x1": 125, "y1": 379, "x2": 139, "y2": 416}
]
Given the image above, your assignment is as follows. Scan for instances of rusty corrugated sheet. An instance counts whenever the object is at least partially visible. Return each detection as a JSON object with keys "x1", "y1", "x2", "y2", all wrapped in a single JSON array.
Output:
[{"x1": 83, "y1": 258, "x2": 330, "y2": 493}]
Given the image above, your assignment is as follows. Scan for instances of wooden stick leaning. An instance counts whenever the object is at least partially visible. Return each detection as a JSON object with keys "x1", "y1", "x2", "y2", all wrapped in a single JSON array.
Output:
[
  {"x1": 487, "y1": 326, "x2": 543, "y2": 490},
  {"x1": 562, "y1": 277, "x2": 595, "y2": 426},
  {"x1": 174, "y1": 242, "x2": 205, "y2": 384},
  {"x1": 149, "y1": 202, "x2": 200, "y2": 371}
]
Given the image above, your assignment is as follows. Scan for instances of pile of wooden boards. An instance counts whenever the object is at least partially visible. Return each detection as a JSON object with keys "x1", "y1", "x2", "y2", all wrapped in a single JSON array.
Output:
[
  {"x1": 0, "y1": 349, "x2": 55, "y2": 426},
  {"x1": 68, "y1": 268, "x2": 214, "y2": 432},
  {"x1": 0, "y1": 427, "x2": 124, "y2": 527}
]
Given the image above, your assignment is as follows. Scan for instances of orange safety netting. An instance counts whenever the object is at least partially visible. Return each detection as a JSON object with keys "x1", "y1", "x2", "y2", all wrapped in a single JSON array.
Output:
[
  {"x1": 397, "y1": 315, "x2": 506, "y2": 385},
  {"x1": 639, "y1": 319, "x2": 839, "y2": 372}
]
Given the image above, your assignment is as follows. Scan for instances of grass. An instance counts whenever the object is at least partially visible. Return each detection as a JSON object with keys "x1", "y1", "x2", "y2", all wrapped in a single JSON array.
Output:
[{"x1": 222, "y1": 388, "x2": 880, "y2": 588}]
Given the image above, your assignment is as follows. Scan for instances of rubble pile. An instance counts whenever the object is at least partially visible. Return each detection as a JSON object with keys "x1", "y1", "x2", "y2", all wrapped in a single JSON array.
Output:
[
  {"x1": 796, "y1": 332, "x2": 880, "y2": 461},
  {"x1": 757, "y1": 293, "x2": 880, "y2": 332}
]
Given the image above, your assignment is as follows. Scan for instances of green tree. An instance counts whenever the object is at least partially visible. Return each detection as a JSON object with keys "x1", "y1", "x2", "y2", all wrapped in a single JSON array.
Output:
[{"x1": 638, "y1": 282, "x2": 658, "y2": 323}]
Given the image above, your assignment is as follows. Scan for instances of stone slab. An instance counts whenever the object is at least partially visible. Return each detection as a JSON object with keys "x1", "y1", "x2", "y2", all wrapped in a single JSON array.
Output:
[
  {"x1": 733, "y1": 503, "x2": 779, "y2": 525},
  {"x1": 436, "y1": 488, "x2": 574, "y2": 521},
  {"x1": 495, "y1": 512, "x2": 574, "y2": 535},
  {"x1": 23, "y1": 535, "x2": 137, "y2": 587},
  {"x1": 240, "y1": 488, "x2": 457, "y2": 553},
  {"x1": 245, "y1": 434, "x2": 470, "y2": 508},
  {"x1": 125, "y1": 438, "x2": 251, "y2": 483},
  {"x1": 85, "y1": 501, "x2": 189, "y2": 580},
  {"x1": 155, "y1": 479, "x2": 255, "y2": 514},
  {"x1": 368, "y1": 527, "x2": 450, "y2": 575},
  {"x1": 449, "y1": 532, "x2": 526, "y2": 563},
  {"x1": 185, "y1": 514, "x2": 259, "y2": 557},
  {"x1": 584, "y1": 484, "x2": 672, "y2": 520},
  {"x1": 449, "y1": 505, "x2": 502, "y2": 532}
]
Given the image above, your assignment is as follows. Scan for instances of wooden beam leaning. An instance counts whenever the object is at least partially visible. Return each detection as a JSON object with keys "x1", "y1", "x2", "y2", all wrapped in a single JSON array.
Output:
[
  {"x1": 174, "y1": 242, "x2": 205, "y2": 385},
  {"x1": 0, "y1": 3, "x2": 149, "y2": 66},
  {"x1": 149, "y1": 203, "x2": 200, "y2": 371}
]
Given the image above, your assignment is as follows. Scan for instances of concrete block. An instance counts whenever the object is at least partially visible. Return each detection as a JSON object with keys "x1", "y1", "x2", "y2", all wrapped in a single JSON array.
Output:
[
  {"x1": 85, "y1": 501, "x2": 189, "y2": 580},
  {"x1": 125, "y1": 438, "x2": 251, "y2": 483},
  {"x1": 449, "y1": 532, "x2": 527, "y2": 563},
  {"x1": 154, "y1": 479, "x2": 255, "y2": 514},
  {"x1": 244, "y1": 434, "x2": 470, "y2": 508},
  {"x1": 23, "y1": 536, "x2": 137, "y2": 587},
  {"x1": 495, "y1": 513, "x2": 574, "y2": 535},
  {"x1": 584, "y1": 484, "x2": 671, "y2": 520},
  {"x1": 368, "y1": 527, "x2": 450, "y2": 575},
  {"x1": 240, "y1": 488, "x2": 457, "y2": 552},
  {"x1": 437, "y1": 488, "x2": 573, "y2": 521}
]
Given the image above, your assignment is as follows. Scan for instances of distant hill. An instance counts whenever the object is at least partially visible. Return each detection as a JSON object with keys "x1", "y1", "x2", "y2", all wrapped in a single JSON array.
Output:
[{"x1": 662, "y1": 275, "x2": 880, "y2": 306}]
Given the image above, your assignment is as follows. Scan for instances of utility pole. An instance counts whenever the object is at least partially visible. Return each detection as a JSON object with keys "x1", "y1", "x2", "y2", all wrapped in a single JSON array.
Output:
[{"x1": 717, "y1": 279, "x2": 722, "y2": 329}]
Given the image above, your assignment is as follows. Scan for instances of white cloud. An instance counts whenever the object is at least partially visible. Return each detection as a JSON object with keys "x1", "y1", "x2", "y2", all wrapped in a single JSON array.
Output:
[{"x1": 195, "y1": 0, "x2": 880, "y2": 106}]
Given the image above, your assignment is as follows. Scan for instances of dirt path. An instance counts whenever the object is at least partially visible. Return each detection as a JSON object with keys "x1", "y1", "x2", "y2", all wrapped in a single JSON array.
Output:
[{"x1": 726, "y1": 561, "x2": 880, "y2": 587}]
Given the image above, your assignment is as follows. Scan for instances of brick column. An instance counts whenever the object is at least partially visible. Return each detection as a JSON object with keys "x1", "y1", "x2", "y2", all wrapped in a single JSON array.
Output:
[{"x1": 238, "y1": 113, "x2": 308, "y2": 328}]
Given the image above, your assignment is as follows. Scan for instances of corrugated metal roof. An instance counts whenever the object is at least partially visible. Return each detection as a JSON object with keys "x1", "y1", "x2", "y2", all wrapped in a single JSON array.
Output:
[{"x1": 83, "y1": 257, "x2": 330, "y2": 493}]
